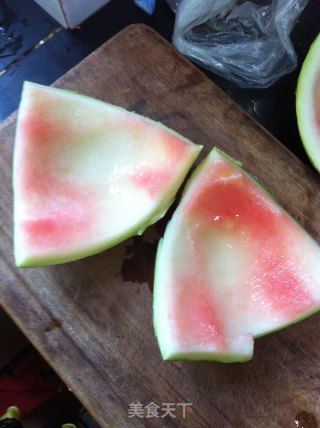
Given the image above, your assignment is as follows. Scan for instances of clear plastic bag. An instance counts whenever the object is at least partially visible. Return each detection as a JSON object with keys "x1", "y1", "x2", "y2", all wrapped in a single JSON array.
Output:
[{"x1": 167, "y1": 0, "x2": 309, "y2": 88}]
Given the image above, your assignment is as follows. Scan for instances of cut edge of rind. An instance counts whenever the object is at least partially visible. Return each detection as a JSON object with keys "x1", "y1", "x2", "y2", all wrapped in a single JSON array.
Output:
[{"x1": 161, "y1": 350, "x2": 253, "y2": 363}]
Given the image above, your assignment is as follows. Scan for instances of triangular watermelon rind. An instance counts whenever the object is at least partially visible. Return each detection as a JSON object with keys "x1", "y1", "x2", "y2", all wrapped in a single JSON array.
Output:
[
  {"x1": 13, "y1": 82, "x2": 202, "y2": 267},
  {"x1": 154, "y1": 148, "x2": 320, "y2": 362}
]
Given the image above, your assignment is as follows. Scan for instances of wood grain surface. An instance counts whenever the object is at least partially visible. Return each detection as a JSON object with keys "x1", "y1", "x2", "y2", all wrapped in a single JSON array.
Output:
[{"x1": 1, "y1": 24, "x2": 320, "y2": 428}]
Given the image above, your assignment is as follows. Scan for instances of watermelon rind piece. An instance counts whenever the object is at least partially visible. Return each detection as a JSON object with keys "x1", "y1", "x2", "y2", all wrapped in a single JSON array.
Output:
[
  {"x1": 154, "y1": 237, "x2": 254, "y2": 363},
  {"x1": 154, "y1": 148, "x2": 320, "y2": 362},
  {"x1": 296, "y1": 32, "x2": 320, "y2": 171},
  {"x1": 13, "y1": 82, "x2": 202, "y2": 267}
]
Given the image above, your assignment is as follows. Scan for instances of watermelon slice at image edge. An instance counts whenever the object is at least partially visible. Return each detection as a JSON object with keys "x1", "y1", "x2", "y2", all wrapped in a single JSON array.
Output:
[
  {"x1": 13, "y1": 82, "x2": 202, "y2": 267},
  {"x1": 296, "y1": 32, "x2": 320, "y2": 171},
  {"x1": 154, "y1": 148, "x2": 320, "y2": 362}
]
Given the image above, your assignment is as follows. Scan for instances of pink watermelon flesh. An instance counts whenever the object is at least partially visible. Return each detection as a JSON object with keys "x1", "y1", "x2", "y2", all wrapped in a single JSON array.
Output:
[
  {"x1": 13, "y1": 81, "x2": 202, "y2": 267},
  {"x1": 154, "y1": 148, "x2": 320, "y2": 362}
]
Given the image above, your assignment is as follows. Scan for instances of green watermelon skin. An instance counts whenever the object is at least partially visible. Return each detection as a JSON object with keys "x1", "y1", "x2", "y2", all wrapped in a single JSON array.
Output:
[
  {"x1": 13, "y1": 82, "x2": 202, "y2": 267},
  {"x1": 154, "y1": 148, "x2": 320, "y2": 362},
  {"x1": 296, "y1": 32, "x2": 320, "y2": 171}
]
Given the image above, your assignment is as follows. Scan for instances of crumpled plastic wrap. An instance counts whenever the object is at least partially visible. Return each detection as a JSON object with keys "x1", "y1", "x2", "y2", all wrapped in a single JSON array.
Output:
[{"x1": 167, "y1": 0, "x2": 309, "y2": 88}]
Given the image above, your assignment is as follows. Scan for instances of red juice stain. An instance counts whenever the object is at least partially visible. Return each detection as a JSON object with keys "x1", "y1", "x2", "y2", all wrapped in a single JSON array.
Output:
[
  {"x1": 121, "y1": 236, "x2": 157, "y2": 290},
  {"x1": 295, "y1": 411, "x2": 318, "y2": 428}
]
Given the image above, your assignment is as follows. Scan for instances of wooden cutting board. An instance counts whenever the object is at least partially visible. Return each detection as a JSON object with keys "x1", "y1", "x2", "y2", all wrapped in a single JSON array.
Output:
[{"x1": 1, "y1": 24, "x2": 320, "y2": 428}]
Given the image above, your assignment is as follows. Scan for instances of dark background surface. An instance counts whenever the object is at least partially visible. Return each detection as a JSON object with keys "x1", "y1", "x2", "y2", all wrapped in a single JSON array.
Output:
[{"x1": 0, "y1": 0, "x2": 320, "y2": 167}]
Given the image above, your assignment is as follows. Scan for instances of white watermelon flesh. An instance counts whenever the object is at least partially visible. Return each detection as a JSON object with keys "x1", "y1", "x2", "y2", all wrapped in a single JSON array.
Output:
[
  {"x1": 13, "y1": 82, "x2": 202, "y2": 267},
  {"x1": 154, "y1": 148, "x2": 320, "y2": 362}
]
